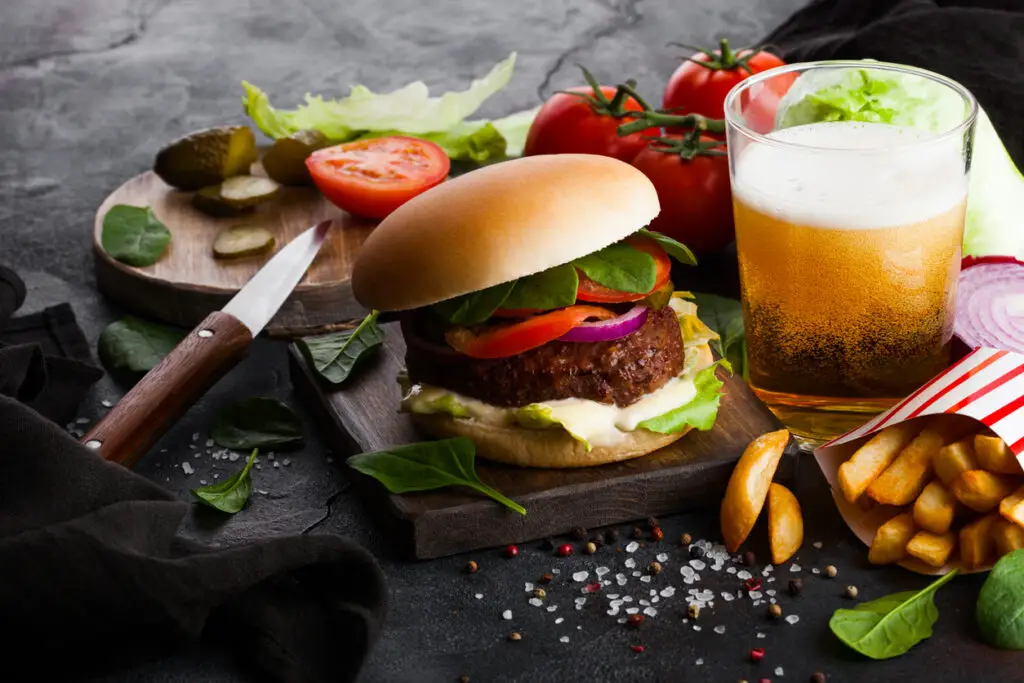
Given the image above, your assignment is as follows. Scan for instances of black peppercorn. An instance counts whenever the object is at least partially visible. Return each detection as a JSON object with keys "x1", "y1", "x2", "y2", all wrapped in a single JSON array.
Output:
[
  {"x1": 465, "y1": 560, "x2": 478, "y2": 574},
  {"x1": 743, "y1": 550, "x2": 757, "y2": 567},
  {"x1": 679, "y1": 533, "x2": 693, "y2": 546},
  {"x1": 604, "y1": 528, "x2": 619, "y2": 543},
  {"x1": 788, "y1": 578, "x2": 803, "y2": 596},
  {"x1": 810, "y1": 673, "x2": 827, "y2": 683},
  {"x1": 590, "y1": 536, "x2": 605, "y2": 549},
  {"x1": 689, "y1": 545, "x2": 706, "y2": 559},
  {"x1": 572, "y1": 526, "x2": 588, "y2": 541},
  {"x1": 631, "y1": 526, "x2": 644, "y2": 539},
  {"x1": 540, "y1": 537, "x2": 555, "y2": 551}
]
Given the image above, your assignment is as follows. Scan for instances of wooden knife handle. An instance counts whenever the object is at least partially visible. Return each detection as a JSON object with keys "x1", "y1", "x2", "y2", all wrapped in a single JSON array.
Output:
[{"x1": 83, "y1": 311, "x2": 253, "y2": 467}]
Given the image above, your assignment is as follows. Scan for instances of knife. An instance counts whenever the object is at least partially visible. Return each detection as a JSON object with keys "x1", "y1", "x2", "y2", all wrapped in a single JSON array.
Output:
[{"x1": 82, "y1": 220, "x2": 332, "y2": 467}]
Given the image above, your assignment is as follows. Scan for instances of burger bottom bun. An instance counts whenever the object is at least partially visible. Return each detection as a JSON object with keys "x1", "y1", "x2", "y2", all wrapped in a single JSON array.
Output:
[{"x1": 410, "y1": 343, "x2": 714, "y2": 469}]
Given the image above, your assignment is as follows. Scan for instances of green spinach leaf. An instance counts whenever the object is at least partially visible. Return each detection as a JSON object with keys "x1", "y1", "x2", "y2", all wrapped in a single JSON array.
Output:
[
  {"x1": 573, "y1": 241, "x2": 656, "y2": 294},
  {"x1": 101, "y1": 205, "x2": 172, "y2": 267},
  {"x1": 830, "y1": 569, "x2": 958, "y2": 659},
  {"x1": 977, "y1": 549, "x2": 1024, "y2": 649},
  {"x1": 98, "y1": 316, "x2": 186, "y2": 375},
  {"x1": 191, "y1": 449, "x2": 258, "y2": 513},
  {"x1": 638, "y1": 228, "x2": 698, "y2": 266},
  {"x1": 637, "y1": 361, "x2": 727, "y2": 434},
  {"x1": 348, "y1": 437, "x2": 526, "y2": 515},
  {"x1": 431, "y1": 280, "x2": 516, "y2": 325},
  {"x1": 211, "y1": 397, "x2": 305, "y2": 450},
  {"x1": 297, "y1": 311, "x2": 384, "y2": 385},
  {"x1": 690, "y1": 292, "x2": 746, "y2": 377},
  {"x1": 502, "y1": 263, "x2": 579, "y2": 310}
]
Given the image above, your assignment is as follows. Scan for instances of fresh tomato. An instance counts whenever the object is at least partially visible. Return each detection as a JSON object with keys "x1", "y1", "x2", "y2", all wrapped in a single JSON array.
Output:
[
  {"x1": 575, "y1": 236, "x2": 672, "y2": 303},
  {"x1": 306, "y1": 136, "x2": 450, "y2": 220},
  {"x1": 446, "y1": 306, "x2": 616, "y2": 359},
  {"x1": 662, "y1": 39, "x2": 791, "y2": 123},
  {"x1": 524, "y1": 86, "x2": 655, "y2": 162},
  {"x1": 630, "y1": 136, "x2": 734, "y2": 256}
]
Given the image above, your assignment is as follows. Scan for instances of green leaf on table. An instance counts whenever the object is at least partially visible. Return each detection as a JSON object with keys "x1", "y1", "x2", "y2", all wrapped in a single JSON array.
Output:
[
  {"x1": 690, "y1": 292, "x2": 746, "y2": 376},
  {"x1": 829, "y1": 569, "x2": 958, "y2": 659},
  {"x1": 98, "y1": 316, "x2": 186, "y2": 375},
  {"x1": 976, "y1": 549, "x2": 1024, "y2": 649},
  {"x1": 573, "y1": 242, "x2": 656, "y2": 294},
  {"x1": 296, "y1": 311, "x2": 384, "y2": 385},
  {"x1": 211, "y1": 397, "x2": 304, "y2": 450},
  {"x1": 190, "y1": 449, "x2": 258, "y2": 513},
  {"x1": 502, "y1": 263, "x2": 579, "y2": 311},
  {"x1": 348, "y1": 437, "x2": 526, "y2": 515},
  {"x1": 101, "y1": 205, "x2": 171, "y2": 267},
  {"x1": 431, "y1": 280, "x2": 516, "y2": 325},
  {"x1": 637, "y1": 228, "x2": 698, "y2": 266}
]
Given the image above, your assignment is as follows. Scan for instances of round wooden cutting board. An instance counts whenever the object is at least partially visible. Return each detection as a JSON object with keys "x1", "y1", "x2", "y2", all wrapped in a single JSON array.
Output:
[{"x1": 93, "y1": 172, "x2": 377, "y2": 336}]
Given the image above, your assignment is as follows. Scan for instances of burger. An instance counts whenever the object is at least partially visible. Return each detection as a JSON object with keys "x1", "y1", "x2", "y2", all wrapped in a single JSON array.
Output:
[{"x1": 351, "y1": 154, "x2": 726, "y2": 468}]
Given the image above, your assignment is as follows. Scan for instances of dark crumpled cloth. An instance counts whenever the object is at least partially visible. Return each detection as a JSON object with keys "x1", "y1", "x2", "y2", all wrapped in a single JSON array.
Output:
[
  {"x1": 0, "y1": 266, "x2": 387, "y2": 683},
  {"x1": 763, "y1": 0, "x2": 1024, "y2": 165}
]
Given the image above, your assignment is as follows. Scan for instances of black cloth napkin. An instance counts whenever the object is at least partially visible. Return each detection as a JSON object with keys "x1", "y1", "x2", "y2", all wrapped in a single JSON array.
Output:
[
  {"x1": 0, "y1": 267, "x2": 387, "y2": 683},
  {"x1": 763, "y1": 0, "x2": 1024, "y2": 166}
]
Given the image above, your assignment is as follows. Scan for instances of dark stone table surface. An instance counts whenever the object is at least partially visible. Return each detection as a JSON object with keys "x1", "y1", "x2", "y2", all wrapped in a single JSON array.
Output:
[{"x1": 2, "y1": 1, "x2": 1016, "y2": 682}]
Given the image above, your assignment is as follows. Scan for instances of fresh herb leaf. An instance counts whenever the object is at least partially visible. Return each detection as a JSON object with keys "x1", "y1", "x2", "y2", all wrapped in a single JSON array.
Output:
[
  {"x1": 977, "y1": 549, "x2": 1024, "y2": 649},
  {"x1": 829, "y1": 569, "x2": 958, "y2": 659},
  {"x1": 573, "y1": 242, "x2": 655, "y2": 294},
  {"x1": 191, "y1": 449, "x2": 258, "y2": 513},
  {"x1": 637, "y1": 361, "x2": 727, "y2": 434},
  {"x1": 431, "y1": 280, "x2": 516, "y2": 325},
  {"x1": 297, "y1": 311, "x2": 384, "y2": 385},
  {"x1": 638, "y1": 228, "x2": 698, "y2": 266},
  {"x1": 211, "y1": 397, "x2": 305, "y2": 450},
  {"x1": 101, "y1": 205, "x2": 172, "y2": 267},
  {"x1": 348, "y1": 437, "x2": 526, "y2": 515},
  {"x1": 98, "y1": 316, "x2": 186, "y2": 376},
  {"x1": 502, "y1": 263, "x2": 579, "y2": 310},
  {"x1": 690, "y1": 293, "x2": 746, "y2": 376}
]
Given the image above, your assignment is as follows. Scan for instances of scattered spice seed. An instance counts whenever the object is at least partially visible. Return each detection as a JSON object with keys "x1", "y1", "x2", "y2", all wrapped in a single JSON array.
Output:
[
  {"x1": 465, "y1": 560, "x2": 478, "y2": 574},
  {"x1": 844, "y1": 585, "x2": 859, "y2": 599},
  {"x1": 647, "y1": 516, "x2": 659, "y2": 528},
  {"x1": 631, "y1": 526, "x2": 644, "y2": 539},
  {"x1": 759, "y1": 679, "x2": 772, "y2": 683},
  {"x1": 648, "y1": 561, "x2": 662, "y2": 575},
  {"x1": 507, "y1": 631, "x2": 522, "y2": 642},
  {"x1": 688, "y1": 604, "x2": 700, "y2": 619},
  {"x1": 557, "y1": 543, "x2": 573, "y2": 557},
  {"x1": 810, "y1": 673, "x2": 827, "y2": 683},
  {"x1": 824, "y1": 565, "x2": 838, "y2": 578},
  {"x1": 586, "y1": 582, "x2": 601, "y2": 593},
  {"x1": 743, "y1": 551, "x2": 757, "y2": 567},
  {"x1": 505, "y1": 544, "x2": 519, "y2": 559},
  {"x1": 540, "y1": 538, "x2": 555, "y2": 551},
  {"x1": 533, "y1": 588, "x2": 547, "y2": 600},
  {"x1": 750, "y1": 647, "x2": 765, "y2": 663},
  {"x1": 631, "y1": 644, "x2": 646, "y2": 653},
  {"x1": 538, "y1": 573, "x2": 553, "y2": 585},
  {"x1": 745, "y1": 577, "x2": 763, "y2": 592},
  {"x1": 590, "y1": 536, "x2": 604, "y2": 549},
  {"x1": 680, "y1": 533, "x2": 693, "y2": 546},
  {"x1": 689, "y1": 545, "x2": 706, "y2": 559},
  {"x1": 627, "y1": 614, "x2": 645, "y2": 628},
  {"x1": 585, "y1": 541, "x2": 598, "y2": 555},
  {"x1": 767, "y1": 604, "x2": 783, "y2": 619},
  {"x1": 788, "y1": 578, "x2": 803, "y2": 596},
  {"x1": 604, "y1": 528, "x2": 619, "y2": 543},
  {"x1": 459, "y1": 676, "x2": 469, "y2": 683},
  {"x1": 572, "y1": 526, "x2": 588, "y2": 541},
  {"x1": 650, "y1": 526, "x2": 664, "y2": 542}
]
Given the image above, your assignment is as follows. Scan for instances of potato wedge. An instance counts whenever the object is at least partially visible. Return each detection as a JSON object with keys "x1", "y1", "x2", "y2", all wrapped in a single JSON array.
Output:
[
  {"x1": 905, "y1": 530, "x2": 957, "y2": 568},
  {"x1": 975, "y1": 434, "x2": 1022, "y2": 475},
  {"x1": 998, "y1": 484, "x2": 1024, "y2": 527},
  {"x1": 951, "y1": 470, "x2": 1020, "y2": 512},
  {"x1": 768, "y1": 483, "x2": 803, "y2": 564},
  {"x1": 865, "y1": 426, "x2": 943, "y2": 506},
  {"x1": 868, "y1": 512, "x2": 916, "y2": 565},
  {"x1": 992, "y1": 518, "x2": 1024, "y2": 557},
  {"x1": 721, "y1": 429, "x2": 791, "y2": 552},
  {"x1": 934, "y1": 438, "x2": 980, "y2": 487},
  {"x1": 912, "y1": 480, "x2": 956, "y2": 534},
  {"x1": 960, "y1": 513, "x2": 999, "y2": 569},
  {"x1": 838, "y1": 422, "x2": 920, "y2": 504}
]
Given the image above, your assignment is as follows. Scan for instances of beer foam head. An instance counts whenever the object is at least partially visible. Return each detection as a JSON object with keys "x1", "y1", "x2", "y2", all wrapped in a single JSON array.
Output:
[{"x1": 732, "y1": 121, "x2": 968, "y2": 230}]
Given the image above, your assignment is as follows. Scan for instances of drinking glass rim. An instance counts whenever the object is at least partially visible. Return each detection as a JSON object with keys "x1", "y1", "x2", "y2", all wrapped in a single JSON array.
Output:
[{"x1": 723, "y1": 60, "x2": 979, "y2": 152}]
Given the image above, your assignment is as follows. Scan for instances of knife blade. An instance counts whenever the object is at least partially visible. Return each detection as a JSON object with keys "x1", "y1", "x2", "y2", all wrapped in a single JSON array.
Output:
[{"x1": 82, "y1": 220, "x2": 332, "y2": 467}]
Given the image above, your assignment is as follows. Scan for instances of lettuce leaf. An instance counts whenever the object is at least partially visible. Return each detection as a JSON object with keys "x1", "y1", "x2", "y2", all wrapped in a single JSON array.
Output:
[
  {"x1": 515, "y1": 404, "x2": 591, "y2": 451},
  {"x1": 636, "y1": 362, "x2": 728, "y2": 434}
]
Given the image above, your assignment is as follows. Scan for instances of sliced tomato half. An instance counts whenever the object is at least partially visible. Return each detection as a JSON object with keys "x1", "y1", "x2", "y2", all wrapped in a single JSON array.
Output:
[
  {"x1": 575, "y1": 236, "x2": 672, "y2": 303},
  {"x1": 446, "y1": 306, "x2": 616, "y2": 359}
]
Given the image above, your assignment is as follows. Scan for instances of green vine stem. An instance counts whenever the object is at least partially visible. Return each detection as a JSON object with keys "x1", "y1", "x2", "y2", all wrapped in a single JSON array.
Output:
[
  {"x1": 618, "y1": 111, "x2": 727, "y2": 137},
  {"x1": 668, "y1": 37, "x2": 764, "y2": 73}
]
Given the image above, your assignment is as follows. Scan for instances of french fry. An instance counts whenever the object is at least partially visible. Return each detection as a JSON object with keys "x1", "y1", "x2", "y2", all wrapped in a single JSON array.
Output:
[
  {"x1": 934, "y1": 438, "x2": 980, "y2": 487},
  {"x1": 998, "y1": 485, "x2": 1024, "y2": 527},
  {"x1": 912, "y1": 480, "x2": 956, "y2": 534},
  {"x1": 865, "y1": 426, "x2": 944, "y2": 506},
  {"x1": 838, "y1": 422, "x2": 920, "y2": 504},
  {"x1": 951, "y1": 470, "x2": 1020, "y2": 512},
  {"x1": 960, "y1": 513, "x2": 999, "y2": 569},
  {"x1": 905, "y1": 530, "x2": 957, "y2": 568},
  {"x1": 720, "y1": 430, "x2": 791, "y2": 552},
  {"x1": 768, "y1": 483, "x2": 803, "y2": 564},
  {"x1": 992, "y1": 518, "x2": 1024, "y2": 557},
  {"x1": 975, "y1": 434, "x2": 1022, "y2": 475},
  {"x1": 868, "y1": 512, "x2": 916, "y2": 565}
]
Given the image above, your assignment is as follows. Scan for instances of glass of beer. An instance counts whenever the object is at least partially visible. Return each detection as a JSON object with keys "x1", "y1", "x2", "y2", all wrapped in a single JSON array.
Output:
[{"x1": 724, "y1": 62, "x2": 978, "y2": 445}]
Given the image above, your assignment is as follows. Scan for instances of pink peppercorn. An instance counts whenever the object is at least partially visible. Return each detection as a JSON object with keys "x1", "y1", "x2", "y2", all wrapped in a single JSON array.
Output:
[{"x1": 750, "y1": 647, "x2": 765, "y2": 662}]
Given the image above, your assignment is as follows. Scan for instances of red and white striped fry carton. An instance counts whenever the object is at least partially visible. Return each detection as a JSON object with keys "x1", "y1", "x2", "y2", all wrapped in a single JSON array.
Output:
[{"x1": 813, "y1": 347, "x2": 1024, "y2": 575}]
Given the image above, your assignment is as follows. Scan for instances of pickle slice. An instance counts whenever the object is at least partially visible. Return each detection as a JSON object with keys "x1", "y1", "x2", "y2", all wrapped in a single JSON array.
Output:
[
  {"x1": 191, "y1": 185, "x2": 251, "y2": 217},
  {"x1": 218, "y1": 176, "x2": 282, "y2": 208},
  {"x1": 261, "y1": 130, "x2": 329, "y2": 186},
  {"x1": 212, "y1": 225, "x2": 275, "y2": 259},
  {"x1": 154, "y1": 126, "x2": 258, "y2": 191}
]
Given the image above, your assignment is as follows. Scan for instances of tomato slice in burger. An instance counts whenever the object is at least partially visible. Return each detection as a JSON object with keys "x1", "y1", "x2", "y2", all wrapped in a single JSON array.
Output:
[
  {"x1": 306, "y1": 136, "x2": 450, "y2": 220},
  {"x1": 446, "y1": 306, "x2": 617, "y2": 359},
  {"x1": 575, "y1": 236, "x2": 672, "y2": 303}
]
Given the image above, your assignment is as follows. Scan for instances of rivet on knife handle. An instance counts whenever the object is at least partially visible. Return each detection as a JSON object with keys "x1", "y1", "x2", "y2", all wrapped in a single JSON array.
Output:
[{"x1": 83, "y1": 311, "x2": 252, "y2": 467}]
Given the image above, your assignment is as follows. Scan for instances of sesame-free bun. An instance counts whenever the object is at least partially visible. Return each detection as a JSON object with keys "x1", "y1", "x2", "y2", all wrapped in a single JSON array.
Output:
[
  {"x1": 411, "y1": 343, "x2": 714, "y2": 468},
  {"x1": 352, "y1": 154, "x2": 660, "y2": 312}
]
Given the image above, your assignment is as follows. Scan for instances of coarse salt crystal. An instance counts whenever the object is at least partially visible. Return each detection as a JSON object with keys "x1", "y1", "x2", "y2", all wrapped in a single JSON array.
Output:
[
  {"x1": 640, "y1": 600, "x2": 650, "y2": 607},
  {"x1": 626, "y1": 541, "x2": 639, "y2": 553},
  {"x1": 552, "y1": 568, "x2": 561, "y2": 574},
  {"x1": 199, "y1": 479, "x2": 207, "y2": 485},
  {"x1": 596, "y1": 567, "x2": 610, "y2": 577},
  {"x1": 753, "y1": 600, "x2": 764, "y2": 607},
  {"x1": 813, "y1": 541, "x2": 823, "y2": 549},
  {"x1": 547, "y1": 605, "x2": 557, "y2": 612},
  {"x1": 786, "y1": 614, "x2": 800, "y2": 624},
  {"x1": 763, "y1": 564, "x2": 774, "y2": 573},
  {"x1": 560, "y1": 636, "x2": 570, "y2": 643},
  {"x1": 475, "y1": 594, "x2": 483, "y2": 600},
  {"x1": 617, "y1": 576, "x2": 627, "y2": 586},
  {"x1": 693, "y1": 625, "x2": 702, "y2": 631},
  {"x1": 607, "y1": 593, "x2": 620, "y2": 600},
  {"x1": 575, "y1": 597, "x2": 587, "y2": 605},
  {"x1": 625, "y1": 558, "x2": 637, "y2": 569},
  {"x1": 632, "y1": 571, "x2": 642, "y2": 578},
  {"x1": 713, "y1": 625, "x2": 726, "y2": 634},
  {"x1": 626, "y1": 607, "x2": 640, "y2": 615},
  {"x1": 726, "y1": 566, "x2": 737, "y2": 574},
  {"x1": 649, "y1": 589, "x2": 657, "y2": 596},
  {"x1": 191, "y1": 433, "x2": 199, "y2": 441},
  {"x1": 652, "y1": 596, "x2": 660, "y2": 604},
  {"x1": 640, "y1": 575, "x2": 652, "y2": 583},
  {"x1": 681, "y1": 566, "x2": 695, "y2": 578},
  {"x1": 770, "y1": 598, "x2": 777, "y2": 604},
  {"x1": 205, "y1": 439, "x2": 214, "y2": 447},
  {"x1": 749, "y1": 591, "x2": 763, "y2": 600},
  {"x1": 607, "y1": 608, "x2": 619, "y2": 616},
  {"x1": 101, "y1": 400, "x2": 112, "y2": 408},
  {"x1": 555, "y1": 617, "x2": 564, "y2": 624},
  {"x1": 811, "y1": 568, "x2": 821, "y2": 575},
  {"x1": 529, "y1": 598, "x2": 543, "y2": 607},
  {"x1": 182, "y1": 462, "x2": 194, "y2": 475},
  {"x1": 525, "y1": 583, "x2": 534, "y2": 592},
  {"x1": 722, "y1": 593, "x2": 734, "y2": 602},
  {"x1": 622, "y1": 596, "x2": 633, "y2": 603},
  {"x1": 502, "y1": 610, "x2": 512, "y2": 620},
  {"x1": 656, "y1": 553, "x2": 669, "y2": 562},
  {"x1": 696, "y1": 658, "x2": 703, "y2": 666},
  {"x1": 689, "y1": 559, "x2": 706, "y2": 571},
  {"x1": 611, "y1": 599, "x2": 624, "y2": 608},
  {"x1": 573, "y1": 570, "x2": 589, "y2": 582},
  {"x1": 775, "y1": 667, "x2": 784, "y2": 676},
  {"x1": 643, "y1": 606, "x2": 657, "y2": 617},
  {"x1": 766, "y1": 589, "x2": 776, "y2": 596},
  {"x1": 756, "y1": 632, "x2": 766, "y2": 639},
  {"x1": 736, "y1": 570, "x2": 752, "y2": 580},
  {"x1": 283, "y1": 458, "x2": 291, "y2": 466},
  {"x1": 660, "y1": 587, "x2": 675, "y2": 598},
  {"x1": 229, "y1": 453, "x2": 240, "y2": 462},
  {"x1": 789, "y1": 564, "x2": 801, "y2": 572},
  {"x1": 767, "y1": 577, "x2": 776, "y2": 583}
]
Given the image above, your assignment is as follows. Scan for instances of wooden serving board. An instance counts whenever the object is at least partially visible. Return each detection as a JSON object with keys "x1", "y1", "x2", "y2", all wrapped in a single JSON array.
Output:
[
  {"x1": 93, "y1": 171, "x2": 377, "y2": 336},
  {"x1": 290, "y1": 322, "x2": 801, "y2": 560}
]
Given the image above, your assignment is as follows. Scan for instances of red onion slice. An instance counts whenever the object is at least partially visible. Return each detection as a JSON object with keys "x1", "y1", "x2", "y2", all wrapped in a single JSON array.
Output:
[
  {"x1": 954, "y1": 258, "x2": 1024, "y2": 353},
  {"x1": 558, "y1": 305, "x2": 648, "y2": 343}
]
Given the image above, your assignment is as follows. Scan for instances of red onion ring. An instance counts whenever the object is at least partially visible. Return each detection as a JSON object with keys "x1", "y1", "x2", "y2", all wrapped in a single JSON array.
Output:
[
  {"x1": 558, "y1": 305, "x2": 648, "y2": 343},
  {"x1": 954, "y1": 257, "x2": 1024, "y2": 353}
]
